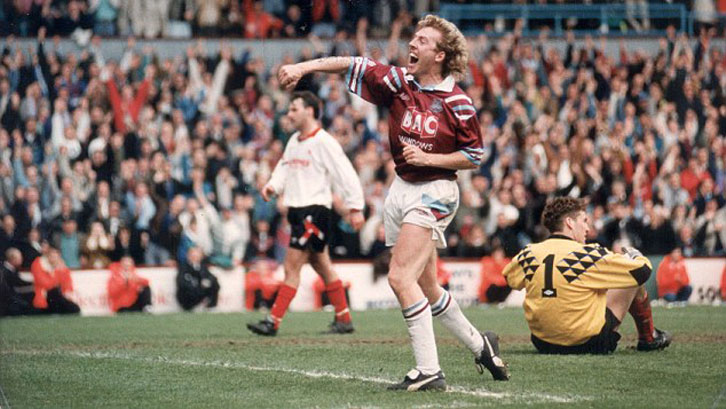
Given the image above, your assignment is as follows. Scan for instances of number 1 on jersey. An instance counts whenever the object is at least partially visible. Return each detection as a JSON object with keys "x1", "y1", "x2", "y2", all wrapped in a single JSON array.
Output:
[{"x1": 541, "y1": 254, "x2": 557, "y2": 298}]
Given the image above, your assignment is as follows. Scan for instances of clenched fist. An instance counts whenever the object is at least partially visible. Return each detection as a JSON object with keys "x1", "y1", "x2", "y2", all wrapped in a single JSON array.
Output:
[
  {"x1": 278, "y1": 64, "x2": 304, "y2": 91},
  {"x1": 402, "y1": 143, "x2": 430, "y2": 167}
]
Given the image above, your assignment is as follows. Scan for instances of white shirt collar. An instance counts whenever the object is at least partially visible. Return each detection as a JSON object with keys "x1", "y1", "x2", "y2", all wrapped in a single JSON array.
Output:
[{"x1": 406, "y1": 74, "x2": 456, "y2": 93}]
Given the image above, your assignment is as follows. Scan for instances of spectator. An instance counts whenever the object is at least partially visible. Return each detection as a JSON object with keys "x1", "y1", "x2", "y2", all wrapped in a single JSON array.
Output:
[
  {"x1": 244, "y1": 258, "x2": 280, "y2": 310},
  {"x1": 89, "y1": 0, "x2": 119, "y2": 37},
  {"x1": 478, "y1": 246, "x2": 512, "y2": 304},
  {"x1": 178, "y1": 197, "x2": 217, "y2": 263},
  {"x1": 641, "y1": 205, "x2": 678, "y2": 255},
  {"x1": 657, "y1": 172, "x2": 690, "y2": 211},
  {"x1": 693, "y1": 178, "x2": 724, "y2": 217},
  {"x1": 220, "y1": 194, "x2": 251, "y2": 265},
  {"x1": 195, "y1": 0, "x2": 225, "y2": 37},
  {"x1": 54, "y1": 219, "x2": 82, "y2": 269},
  {"x1": 111, "y1": 226, "x2": 144, "y2": 264},
  {"x1": 104, "y1": 64, "x2": 154, "y2": 134},
  {"x1": 83, "y1": 221, "x2": 114, "y2": 268},
  {"x1": 657, "y1": 247, "x2": 693, "y2": 303},
  {"x1": 245, "y1": 219, "x2": 275, "y2": 262},
  {"x1": 0, "y1": 214, "x2": 20, "y2": 257},
  {"x1": 107, "y1": 256, "x2": 151, "y2": 312},
  {"x1": 281, "y1": 4, "x2": 306, "y2": 38},
  {"x1": 436, "y1": 257, "x2": 451, "y2": 292},
  {"x1": 694, "y1": 199, "x2": 726, "y2": 255},
  {"x1": 366, "y1": 222, "x2": 387, "y2": 258},
  {"x1": 167, "y1": 0, "x2": 196, "y2": 38},
  {"x1": 242, "y1": 0, "x2": 283, "y2": 39},
  {"x1": 176, "y1": 246, "x2": 219, "y2": 310},
  {"x1": 104, "y1": 201, "x2": 126, "y2": 237},
  {"x1": 30, "y1": 247, "x2": 80, "y2": 314},
  {"x1": 21, "y1": 225, "x2": 43, "y2": 261},
  {"x1": 125, "y1": 181, "x2": 157, "y2": 231},
  {"x1": 152, "y1": 194, "x2": 185, "y2": 265},
  {"x1": 458, "y1": 223, "x2": 490, "y2": 258},
  {"x1": 117, "y1": 1, "x2": 168, "y2": 38},
  {"x1": 0, "y1": 248, "x2": 39, "y2": 316},
  {"x1": 310, "y1": 0, "x2": 341, "y2": 38}
]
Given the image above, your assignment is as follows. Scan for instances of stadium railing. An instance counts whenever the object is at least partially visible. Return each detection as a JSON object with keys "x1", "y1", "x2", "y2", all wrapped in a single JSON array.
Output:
[{"x1": 437, "y1": 2, "x2": 692, "y2": 37}]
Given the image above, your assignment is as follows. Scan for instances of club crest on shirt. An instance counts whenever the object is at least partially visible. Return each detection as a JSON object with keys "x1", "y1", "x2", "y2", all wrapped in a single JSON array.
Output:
[
  {"x1": 430, "y1": 99, "x2": 443, "y2": 113},
  {"x1": 396, "y1": 93, "x2": 410, "y2": 101}
]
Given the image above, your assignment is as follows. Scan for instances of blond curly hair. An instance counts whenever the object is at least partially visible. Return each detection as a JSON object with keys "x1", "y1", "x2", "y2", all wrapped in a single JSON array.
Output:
[{"x1": 416, "y1": 15, "x2": 469, "y2": 80}]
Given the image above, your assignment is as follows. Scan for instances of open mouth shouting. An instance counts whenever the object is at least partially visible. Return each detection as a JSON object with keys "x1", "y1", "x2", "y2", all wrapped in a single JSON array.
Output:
[{"x1": 407, "y1": 52, "x2": 419, "y2": 71}]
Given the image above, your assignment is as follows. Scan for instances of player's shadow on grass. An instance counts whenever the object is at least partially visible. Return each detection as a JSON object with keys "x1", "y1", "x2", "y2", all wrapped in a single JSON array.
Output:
[{"x1": 504, "y1": 348, "x2": 541, "y2": 355}]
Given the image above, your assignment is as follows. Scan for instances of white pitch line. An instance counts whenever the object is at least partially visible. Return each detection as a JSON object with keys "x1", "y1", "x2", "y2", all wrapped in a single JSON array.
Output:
[
  {"x1": 712, "y1": 385, "x2": 726, "y2": 409},
  {"x1": 3, "y1": 349, "x2": 585, "y2": 404}
]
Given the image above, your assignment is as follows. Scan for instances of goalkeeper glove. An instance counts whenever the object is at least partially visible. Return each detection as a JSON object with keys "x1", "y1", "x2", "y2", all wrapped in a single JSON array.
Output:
[{"x1": 622, "y1": 246, "x2": 643, "y2": 260}]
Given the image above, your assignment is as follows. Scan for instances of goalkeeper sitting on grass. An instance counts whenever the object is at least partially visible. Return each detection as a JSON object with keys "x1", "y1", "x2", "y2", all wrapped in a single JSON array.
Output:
[{"x1": 503, "y1": 197, "x2": 671, "y2": 354}]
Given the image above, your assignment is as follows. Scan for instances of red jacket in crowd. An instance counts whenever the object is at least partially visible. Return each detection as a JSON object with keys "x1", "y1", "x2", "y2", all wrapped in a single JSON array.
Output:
[
  {"x1": 30, "y1": 256, "x2": 74, "y2": 309},
  {"x1": 656, "y1": 254, "x2": 691, "y2": 297},
  {"x1": 311, "y1": 0, "x2": 340, "y2": 22},
  {"x1": 107, "y1": 261, "x2": 149, "y2": 312},
  {"x1": 437, "y1": 258, "x2": 452, "y2": 288},
  {"x1": 243, "y1": 0, "x2": 283, "y2": 38},
  {"x1": 478, "y1": 254, "x2": 511, "y2": 303},
  {"x1": 106, "y1": 77, "x2": 151, "y2": 134},
  {"x1": 244, "y1": 261, "x2": 281, "y2": 310}
]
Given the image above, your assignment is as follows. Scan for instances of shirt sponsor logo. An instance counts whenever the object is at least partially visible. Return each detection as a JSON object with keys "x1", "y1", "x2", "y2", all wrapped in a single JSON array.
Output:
[
  {"x1": 285, "y1": 158, "x2": 311, "y2": 168},
  {"x1": 398, "y1": 135, "x2": 433, "y2": 151},
  {"x1": 401, "y1": 108, "x2": 439, "y2": 139}
]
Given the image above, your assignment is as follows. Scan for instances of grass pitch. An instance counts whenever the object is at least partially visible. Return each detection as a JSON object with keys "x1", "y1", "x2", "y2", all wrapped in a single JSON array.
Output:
[{"x1": 1, "y1": 306, "x2": 725, "y2": 409}]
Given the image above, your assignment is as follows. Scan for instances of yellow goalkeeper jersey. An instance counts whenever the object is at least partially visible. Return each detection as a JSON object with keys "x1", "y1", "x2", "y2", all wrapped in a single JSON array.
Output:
[{"x1": 502, "y1": 234, "x2": 652, "y2": 346}]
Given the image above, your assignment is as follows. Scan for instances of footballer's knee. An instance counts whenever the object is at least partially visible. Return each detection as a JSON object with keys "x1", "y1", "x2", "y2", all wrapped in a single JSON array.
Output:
[
  {"x1": 387, "y1": 265, "x2": 414, "y2": 296},
  {"x1": 282, "y1": 262, "x2": 304, "y2": 287},
  {"x1": 387, "y1": 270, "x2": 404, "y2": 295},
  {"x1": 282, "y1": 270, "x2": 301, "y2": 288}
]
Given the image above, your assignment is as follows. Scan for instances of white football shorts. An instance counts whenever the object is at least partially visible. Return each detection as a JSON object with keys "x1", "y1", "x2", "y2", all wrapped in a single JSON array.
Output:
[{"x1": 383, "y1": 175, "x2": 459, "y2": 249}]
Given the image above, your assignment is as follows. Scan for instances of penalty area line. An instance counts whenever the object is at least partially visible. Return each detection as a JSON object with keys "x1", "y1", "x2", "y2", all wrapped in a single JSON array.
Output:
[{"x1": 3, "y1": 349, "x2": 585, "y2": 404}]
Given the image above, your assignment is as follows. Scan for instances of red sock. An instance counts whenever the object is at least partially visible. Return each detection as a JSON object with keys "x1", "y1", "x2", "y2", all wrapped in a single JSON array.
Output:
[
  {"x1": 326, "y1": 280, "x2": 351, "y2": 323},
  {"x1": 629, "y1": 291, "x2": 654, "y2": 342},
  {"x1": 269, "y1": 284, "x2": 297, "y2": 329}
]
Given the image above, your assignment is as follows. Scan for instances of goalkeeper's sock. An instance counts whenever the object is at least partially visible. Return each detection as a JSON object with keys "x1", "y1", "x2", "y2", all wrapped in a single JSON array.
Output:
[
  {"x1": 432, "y1": 290, "x2": 484, "y2": 356},
  {"x1": 325, "y1": 279, "x2": 351, "y2": 323},
  {"x1": 403, "y1": 298, "x2": 440, "y2": 375},
  {"x1": 269, "y1": 284, "x2": 297, "y2": 330},
  {"x1": 629, "y1": 291, "x2": 655, "y2": 343}
]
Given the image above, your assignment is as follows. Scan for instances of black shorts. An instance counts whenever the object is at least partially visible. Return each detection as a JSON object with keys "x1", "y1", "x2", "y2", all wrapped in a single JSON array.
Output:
[
  {"x1": 288, "y1": 205, "x2": 331, "y2": 253},
  {"x1": 531, "y1": 308, "x2": 622, "y2": 355}
]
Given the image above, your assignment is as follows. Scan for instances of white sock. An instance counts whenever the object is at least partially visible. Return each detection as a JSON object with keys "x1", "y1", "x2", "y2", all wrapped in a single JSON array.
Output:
[
  {"x1": 431, "y1": 290, "x2": 484, "y2": 356},
  {"x1": 402, "y1": 298, "x2": 440, "y2": 375}
]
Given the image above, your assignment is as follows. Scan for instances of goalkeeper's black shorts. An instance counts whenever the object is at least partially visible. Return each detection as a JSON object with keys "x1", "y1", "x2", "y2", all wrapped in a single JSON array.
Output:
[{"x1": 531, "y1": 308, "x2": 622, "y2": 355}]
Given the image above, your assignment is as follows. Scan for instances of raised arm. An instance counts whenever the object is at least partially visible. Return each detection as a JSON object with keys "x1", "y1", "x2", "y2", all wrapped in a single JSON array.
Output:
[{"x1": 278, "y1": 56, "x2": 351, "y2": 90}]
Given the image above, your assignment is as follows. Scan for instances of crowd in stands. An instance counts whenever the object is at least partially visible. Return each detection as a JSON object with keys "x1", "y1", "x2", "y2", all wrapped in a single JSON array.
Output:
[
  {"x1": 0, "y1": 5, "x2": 725, "y2": 286},
  {"x1": 0, "y1": 0, "x2": 439, "y2": 39},
  {"x1": 2, "y1": 0, "x2": 720, "y2": 42}
]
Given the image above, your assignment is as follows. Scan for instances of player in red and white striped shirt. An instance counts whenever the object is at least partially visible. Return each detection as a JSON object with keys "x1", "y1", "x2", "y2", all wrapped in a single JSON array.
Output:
[{"x1": 278, "y1": 15, "x2": 509, "y2": 391}]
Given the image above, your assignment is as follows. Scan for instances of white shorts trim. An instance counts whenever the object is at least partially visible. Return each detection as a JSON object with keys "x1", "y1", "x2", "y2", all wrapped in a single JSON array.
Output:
[{"x1": 383, "y1": 176, "x2": 459, "y2": 249}]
